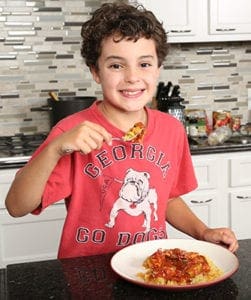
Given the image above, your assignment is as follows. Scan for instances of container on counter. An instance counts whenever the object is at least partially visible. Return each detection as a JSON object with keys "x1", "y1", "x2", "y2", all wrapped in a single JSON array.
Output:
[
  {"x1": 185, "y1": 109, "x2": 209, "y2": 137},
  {"x1": 208, "y1": 125, "x2": 232, "y2": 145},
  {"x1": 231, "y1": 116, "x2": 241, "y2": 132},
  {"x1": 240, "y1": 123, "x2": 251, "y2": 135},
  {"x1": 213, "y1": 110, "x2": 232, "y2": 129}
]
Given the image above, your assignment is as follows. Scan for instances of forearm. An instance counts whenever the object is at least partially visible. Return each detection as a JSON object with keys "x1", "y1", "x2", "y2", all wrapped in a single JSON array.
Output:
[
  {"x1": 5, "y1": 144, "x2": 62, "y2": 217},
  {"x1": 166, "y1": 197, "x2": 208, "y2": 240},
  {"x1": 5, "y1": 121, "x2": 113, "y2": 218}
]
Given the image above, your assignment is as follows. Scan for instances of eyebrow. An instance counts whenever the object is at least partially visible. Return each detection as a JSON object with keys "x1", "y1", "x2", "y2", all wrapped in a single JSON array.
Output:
[
  {"x1": 105, "y1": 55, "x2": 123, "y2": 61},
  {"x1": 105, "y1": 55, "x2": 155, "y2": 61}
]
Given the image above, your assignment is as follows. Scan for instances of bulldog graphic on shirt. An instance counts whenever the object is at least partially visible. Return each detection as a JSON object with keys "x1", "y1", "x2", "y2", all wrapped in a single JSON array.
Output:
[{"x1": 105, "y1": 168, "x2": 158, "y2": 232}]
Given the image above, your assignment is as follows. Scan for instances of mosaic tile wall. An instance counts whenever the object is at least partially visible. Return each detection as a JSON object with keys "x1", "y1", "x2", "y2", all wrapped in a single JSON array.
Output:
[
  {"x1": 0, "y1": 0, "x2": 251, "y2": 136},
  {"x1": 162, "y1": 41, "x2": 251, "y2": 129}
]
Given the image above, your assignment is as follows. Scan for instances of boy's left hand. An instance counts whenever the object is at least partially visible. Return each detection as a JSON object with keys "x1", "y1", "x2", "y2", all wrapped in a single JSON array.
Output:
[{"x1": 202, "y1": 228, "x2": 239, "y2": 253}]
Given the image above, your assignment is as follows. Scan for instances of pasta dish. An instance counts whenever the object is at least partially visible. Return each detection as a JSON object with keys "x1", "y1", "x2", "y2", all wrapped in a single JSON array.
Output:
[{"x1": 138, "y1": 248, "x2": 223, "y2": 286}]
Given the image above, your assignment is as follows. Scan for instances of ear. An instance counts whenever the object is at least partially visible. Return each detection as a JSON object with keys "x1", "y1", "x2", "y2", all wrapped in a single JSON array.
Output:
[
  {"x1": 144, "y1": 172, "x2": 150, "y2": 179},
  {"x1": 126, "y1": 168, "x2": 132, "y2": 174},
  {"x1": 90, "y1": 66, "x2": 101, "y2": 84}
]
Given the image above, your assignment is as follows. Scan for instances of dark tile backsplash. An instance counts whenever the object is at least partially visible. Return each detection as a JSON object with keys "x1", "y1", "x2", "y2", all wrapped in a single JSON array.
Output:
[{"x1": 0, "y1": 1, "x2": 251, "y2": 136}]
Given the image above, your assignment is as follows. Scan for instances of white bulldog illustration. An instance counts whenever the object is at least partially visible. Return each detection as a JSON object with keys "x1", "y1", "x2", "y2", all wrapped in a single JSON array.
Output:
[{"x1": 105, "y1": 168, "x2": 158, "y2": 232}]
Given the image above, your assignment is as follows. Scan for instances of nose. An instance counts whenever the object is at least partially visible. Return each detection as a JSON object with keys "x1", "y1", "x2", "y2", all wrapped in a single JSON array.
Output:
[{"x1": 124, "y1": 67, "x2": 140, "y2": 83}]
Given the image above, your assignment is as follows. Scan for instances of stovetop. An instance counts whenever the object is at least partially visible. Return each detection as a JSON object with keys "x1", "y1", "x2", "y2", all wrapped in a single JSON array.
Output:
[
  {"x1": 0, "y1": 133, "x2": 48, "y2": 169},
  {"x1": 1, "y1": 132, "x2": 251, "y2": 168}
]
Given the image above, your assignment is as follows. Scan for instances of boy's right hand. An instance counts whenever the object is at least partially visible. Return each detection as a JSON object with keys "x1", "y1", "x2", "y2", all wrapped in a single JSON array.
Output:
[{"x1": 51, "y1": 121, "x2": 113, "y2": 156}]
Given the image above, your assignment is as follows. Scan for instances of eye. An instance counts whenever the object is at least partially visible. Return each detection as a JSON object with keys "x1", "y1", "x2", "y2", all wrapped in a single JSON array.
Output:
[
  {"x1": 109, "y1": 63, "x2": 122, "y2": 69},
  {"x1": 141, "y1": 62, "x2": 152, "y2": 68}
]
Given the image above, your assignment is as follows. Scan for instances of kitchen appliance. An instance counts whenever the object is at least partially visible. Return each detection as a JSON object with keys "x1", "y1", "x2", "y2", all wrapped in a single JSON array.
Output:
[
  {"x1": 31, "y1": 96, "x2": 97, "y2": 127},
  {"x1": 0, "y1": 133, "x2": 47, "y2": 168}
]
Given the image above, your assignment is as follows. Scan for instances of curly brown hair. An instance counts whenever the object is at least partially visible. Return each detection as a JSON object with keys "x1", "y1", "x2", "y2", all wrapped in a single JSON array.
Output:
[{"x1": 80, "y1": 2, "x2": 168, "y2": 69}]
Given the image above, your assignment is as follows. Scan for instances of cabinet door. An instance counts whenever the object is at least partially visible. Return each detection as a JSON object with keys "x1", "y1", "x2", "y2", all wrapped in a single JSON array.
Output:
[
  {"x1": 230, "y1": 156, "x2": 251, "y2": 187},
  {"x1": 167, "y1": 191, "x2": 220, "y2": 239},
  {"x1": 209, "y1": 0, "x2": 251, "y2": 35},
  {"x1": 139, "y1": 0, "x2": 199, "y2": 39},
  {"x1": 229, "y1": 189, "x2": 251, "y2": 240},
  {"x1": 0, "y1": 205, "x2": 66, "y2": 268},
  {"x1": 192, "y1": 156, "x2": 219, "y2": 190},
  {"x1": 0, "y1": 169, "x2": 17, "y2": 209}
]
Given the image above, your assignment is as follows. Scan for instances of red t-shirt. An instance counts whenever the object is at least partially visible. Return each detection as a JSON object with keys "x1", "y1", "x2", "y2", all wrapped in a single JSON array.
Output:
[{"x1": 30, "y1": 101, "x2": 197, "y2": 258}]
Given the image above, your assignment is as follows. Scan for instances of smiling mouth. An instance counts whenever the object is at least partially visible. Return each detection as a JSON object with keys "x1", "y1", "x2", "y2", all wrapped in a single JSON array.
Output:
[{"x1": 120, "y1": 89, "x2": 144, "y2": 97}]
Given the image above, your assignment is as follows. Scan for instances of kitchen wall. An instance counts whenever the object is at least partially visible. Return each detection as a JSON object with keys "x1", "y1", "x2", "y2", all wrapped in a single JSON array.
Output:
[
  {"x1": 163, "y1": 41, "x2": 251, "y2": 129},
  {"x1": 0, "y1": 0, "x2": 251, "y2": 136}
]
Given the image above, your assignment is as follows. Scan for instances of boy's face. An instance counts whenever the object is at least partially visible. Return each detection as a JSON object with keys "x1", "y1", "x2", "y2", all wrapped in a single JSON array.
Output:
[{"x1": 91, "y1": 35, "x2": 160, "y2": 113}]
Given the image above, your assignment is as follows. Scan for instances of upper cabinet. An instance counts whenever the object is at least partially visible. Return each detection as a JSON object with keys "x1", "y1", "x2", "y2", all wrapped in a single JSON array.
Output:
[
  {"x1": 138, "y1": 0, "x2": 251, "y2": 43},
  {"x1": 209, "y1": 0, "x2": 251, "y2": 36},
  {"x1": 138, "y1": 0, "x2": 200, "y2": 41}
]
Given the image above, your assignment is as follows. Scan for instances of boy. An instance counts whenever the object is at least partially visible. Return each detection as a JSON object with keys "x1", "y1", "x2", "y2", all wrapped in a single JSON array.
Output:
[{"x1": 5, "y1": 2, "x2": 238, "y2": 259}]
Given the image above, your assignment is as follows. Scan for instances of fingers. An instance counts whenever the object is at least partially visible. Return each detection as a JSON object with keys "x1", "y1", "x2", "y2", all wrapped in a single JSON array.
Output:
[
  {"x1": 76, "y1": 121, "x2": 112, "y2": 153},
  {"x1": 228, "y1": 239, "x2": 239, "y2": 253},
  {"x1": 203, "y1": 228, "x2": 239, "y2": 253},
  {"x1": 85, "y1": 121, "x2": 112, "y2": 146},
  {"x1": 220, "y1": 229, "x2": 239, "y2": 253},
  {"x1": 76, "y1": 132, "x2": 103, "y2": 154},
  {"x1": 58, "y1": 121, "x2": 112, "y2": 156}
]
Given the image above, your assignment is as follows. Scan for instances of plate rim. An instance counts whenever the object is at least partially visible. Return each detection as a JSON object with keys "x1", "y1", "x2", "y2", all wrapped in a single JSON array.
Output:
[{"x1": 110, "y1": 239, "x2": 239, "y2": 290}]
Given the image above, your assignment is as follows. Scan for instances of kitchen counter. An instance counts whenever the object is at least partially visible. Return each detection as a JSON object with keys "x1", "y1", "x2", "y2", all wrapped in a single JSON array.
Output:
[
  {"x1": 1, "y1": 134, "x2": 251, "y2": 169},
  {"x1": 189, "y1": 136, "x2": 251, "y2": 155},
  {"x1": 5, "y1": 239, "x2": 251, "y2": 299},
  {"x1": 190, "y1": 142, "x2": 251, "y2": 155},
  {"x1": 1, "y1": 143, "x2": 251, "y2": 169}
]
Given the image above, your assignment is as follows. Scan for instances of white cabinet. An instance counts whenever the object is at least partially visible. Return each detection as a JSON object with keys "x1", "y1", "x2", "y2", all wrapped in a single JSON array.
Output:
[
  {"x1": 1, "y1": 151, "x2": 251, "y2": 266},
  {"x1": 0, "y1": 168, "x2": 66, "y2": 268},
  {"x1": 139, "y1": 0, "x2": 201, "y2": 41},
  {"x1": 191, "y1": 156, "x2": 219, "y2": 190},
  {"x1": 167, "y1": 151, "x2": 251, "y2": 240},
  {"x1": 183, "y1": 191, "x2": 220, "y2": 228},
  {"x1": 167, "y1": 154, "x2": 226, "y2": 239},
  {"x1": 229, "y1": 156, "x2": 251, "y2": 187},
  {"x1": 229, "y1": 189, "x2": 251, "y2": 240},
  {"x1": 0, "y1": 169, "x2": 18, "y2": 209},
  {"x1": 228, "y1": 155, "x2": 251, "y2": 240},
  {"x1": 0, "y1": 205, "x2": 66, "y2": 268},
  {"x1": 167, "y1": 191, "x2": 221, "y2": 239},
  {"x1": 139, "y1": 0, "x2": 251, "y2": 43},
  {"x1": 209, "y1": 0, "x2": 251, "y2": 36}
]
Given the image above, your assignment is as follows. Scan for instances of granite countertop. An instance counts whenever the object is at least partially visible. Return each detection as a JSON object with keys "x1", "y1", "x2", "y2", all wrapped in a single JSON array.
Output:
[
  {"x1": 190, "y1": 142, "x2": 251, "y2": 155},
  {"x1": 1, "y1": 135, "x2": 251, "y2": 170},
  {"x1": 189, "y1": 136, "x2": 251, "y2": 155},
  {"x1": 4, "y1": 239, "x2": 251, "y2": 299}
]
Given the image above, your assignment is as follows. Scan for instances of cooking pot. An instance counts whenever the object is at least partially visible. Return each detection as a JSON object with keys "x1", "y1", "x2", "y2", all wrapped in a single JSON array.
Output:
[{"x1": 31, "y1": 96, "x2": 97, "y2": 127}]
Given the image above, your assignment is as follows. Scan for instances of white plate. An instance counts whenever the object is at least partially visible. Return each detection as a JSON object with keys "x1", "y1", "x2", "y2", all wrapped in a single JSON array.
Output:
[{"x1": 111, "y1": 239, "x2": 239, "y2": 290}]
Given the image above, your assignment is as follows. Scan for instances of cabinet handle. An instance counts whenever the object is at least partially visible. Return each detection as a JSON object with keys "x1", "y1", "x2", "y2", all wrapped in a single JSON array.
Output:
[
  {"x1": 190, "y1": 198, "x2": 212, "y2": 204},
  {"x1": 170, "y1": 30, "x2": 192, "y2": 33},
  {"x1": 236, "y1": 195, "x2": 251, "y2": 200},
  {"x1": 216, "y1": 28, "x2": 236, "y2": 32}
]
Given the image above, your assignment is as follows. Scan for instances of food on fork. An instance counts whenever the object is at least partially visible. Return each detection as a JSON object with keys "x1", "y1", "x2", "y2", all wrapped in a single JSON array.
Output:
[{"x1": 122, "y1": 122, "x2": 146, "y2": 143}]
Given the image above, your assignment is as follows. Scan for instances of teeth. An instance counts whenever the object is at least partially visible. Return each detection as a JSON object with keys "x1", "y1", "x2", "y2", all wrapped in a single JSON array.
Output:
[{"x1": 123, "y1": 90, "x2": 141, "y2": 96}]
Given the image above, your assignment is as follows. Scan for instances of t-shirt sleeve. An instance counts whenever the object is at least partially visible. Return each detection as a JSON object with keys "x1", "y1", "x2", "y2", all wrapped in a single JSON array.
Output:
[
  {"x1": 168, "y1": 128, "x2": 198, "y2": 199},
  {"x1": 30, "y1": 127, "x2": 73, "y2": 214}
]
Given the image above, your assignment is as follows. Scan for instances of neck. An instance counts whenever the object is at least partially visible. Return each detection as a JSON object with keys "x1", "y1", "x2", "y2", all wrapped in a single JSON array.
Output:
[{"x1": 99, "y1": 101, "x2": 147, "y2": 132}]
